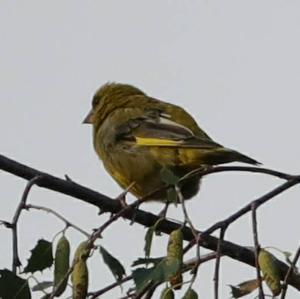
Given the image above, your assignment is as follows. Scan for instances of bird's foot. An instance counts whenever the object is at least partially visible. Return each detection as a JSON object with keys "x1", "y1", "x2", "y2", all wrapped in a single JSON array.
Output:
[{"x1": 115, "y1": 181, "x2": 136, "y2": 208}]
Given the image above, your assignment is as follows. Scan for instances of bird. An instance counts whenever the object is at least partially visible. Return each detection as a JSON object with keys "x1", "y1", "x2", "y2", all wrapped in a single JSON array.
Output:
[{"x1": 83, "y1": 82, "x2": 259, "y2": 203}]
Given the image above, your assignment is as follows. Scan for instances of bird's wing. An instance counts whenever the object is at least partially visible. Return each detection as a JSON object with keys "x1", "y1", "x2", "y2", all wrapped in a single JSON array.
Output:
[{"x1": 115, "y1": 109, "x2": 222, "y2": 149}]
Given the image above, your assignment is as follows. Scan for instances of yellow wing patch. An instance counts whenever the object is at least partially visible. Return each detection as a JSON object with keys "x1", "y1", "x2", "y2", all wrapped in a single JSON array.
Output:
[{"x1": 135, "y1": 137, "x2": 182, "y2": 147}]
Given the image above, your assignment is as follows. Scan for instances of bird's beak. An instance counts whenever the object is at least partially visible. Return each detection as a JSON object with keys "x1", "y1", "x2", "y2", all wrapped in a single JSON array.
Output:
[{"x1": 82, "y1": 109, "x2": 94, "y2": 124}]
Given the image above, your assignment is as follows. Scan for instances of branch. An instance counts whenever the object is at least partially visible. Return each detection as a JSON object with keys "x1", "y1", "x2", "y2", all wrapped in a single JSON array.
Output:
[
  {"x1": 281, "y1": 245, "x2": 300, "y2": 299},
  {"x1": 11, "y1": 175, "x2": 44, "y2": 273},
  {"x1": 139, "y1": 165, "x2": 294, "y2": 202},
  {"x1": 201, "y1": 177, "x2": 300, "y2": 236},
  {"x1": 214, "y1": 227, "x2": 226, "y2": 299},
  {"x1": 1, "y1": 154, "x2": 300, "y2": 290},
  {"x1": 251, "y1": 203, "x2": 264, "y2": 299},
  {"x1": 25, "y1": 204, "x2": 90, "y2": 237},
  {"x1": 180, "y1": 165, "x2": 294, "y2": 181}
]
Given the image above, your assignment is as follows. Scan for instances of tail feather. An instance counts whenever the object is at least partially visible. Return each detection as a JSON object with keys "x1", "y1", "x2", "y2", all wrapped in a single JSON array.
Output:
[
  {"x1": 204, "y1": 147, "x2": 260, "y2": 165},
  {"x1": 229, "y1": 149, "x2": 261, "y2": 165}
]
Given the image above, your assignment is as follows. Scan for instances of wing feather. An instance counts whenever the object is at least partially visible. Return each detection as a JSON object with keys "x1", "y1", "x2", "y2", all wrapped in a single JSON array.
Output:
[{"x1": 116, "y1": 111, "x2": 222, "y2": 149}]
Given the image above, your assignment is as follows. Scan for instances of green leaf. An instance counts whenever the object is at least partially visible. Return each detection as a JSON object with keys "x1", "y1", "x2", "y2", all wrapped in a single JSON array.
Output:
[
  {"x1": 100, "y1": 246, "x2": 126, "y2": 281},
  {"x1": 53, "y1": 235, "x2": 70, "y2": 296},
  {"x1": 144, "y1": 226, "x2": 155, "y2": 258},
  {"x1": 229, "y1": 278, "x2": 260, "y2": 298},
  {"x1": 160, "y1": 287, "x2": 175, "y2": 299},
  {"x1": 182, "y1": 288, "x2": 198, "y2": 299},
  {"x1": 24, "y1": 239, "x2": 53, "y2": 273},
  {"x1": 132, "y1": 258, "x2": 181, "y2": 293},
  {"x1": 32, "y1": 281, "x2": 53, "y2": 291},
  {"x1": 0, "y1": 269, "x2": 31, "y2": 299},
  {"x1": 132, "y1": 267, "x2": 151, "y2": 291},
  {"x1": 160, "y1": 168, "x2": 180, "y2": 185},
  {"x1": 132, "y1": 257, "x2": 164, "y2": 267},
  {"x1": 144, "y1": 218, "x2": 164, "y2": 257},
  {"x1": 167, "y1": 188, "x2": 178, "y2": 203}
]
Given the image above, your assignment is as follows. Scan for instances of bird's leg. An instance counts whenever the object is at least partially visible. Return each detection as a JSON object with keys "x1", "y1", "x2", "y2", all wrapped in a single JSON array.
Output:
[
  {"x1": 115, "y1": 192, "x2": 127, "y2": 209},
  {"x1": 115, "y1": 181, "x2": 136, "y2": 209},
  {"x1": 114, "y1": 182, "x2": 141, "y2": 224}
]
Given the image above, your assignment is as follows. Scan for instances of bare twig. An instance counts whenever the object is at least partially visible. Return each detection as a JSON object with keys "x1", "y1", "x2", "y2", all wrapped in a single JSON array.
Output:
[
  {"x1": 281, "y1": 246, "x2": 300, "y2": 299},
  {"x1": 88, "y1": 275, "x2": 133, "y2": 299},
  {"x1": 201, "y1": 177, "x2": 300, "y2": 237},
  {"x1": 213, "y1": 227, "x2": 226, "y2": 299},
  {"x1": 175, "y1": 185, "x2": 197, "y2": 236},
  {"x1": 0, "y1": 219, "x2": 12, "y2": 228},
  {"x1": 180, "y1": 165, "x2": 294, "y2": 181},
  {"x1": 141, "y1": 165, "x2": 295, "y2": 202},
  {"x1": 25, "y1": 203, "x2": 90, "y2": 237},
  {"x1": 184, "y1": 177, "x2": 300, "y2": 258},
  {"x1": 183, "y1": 177, "x2": 300, "y2": 291},
  {"x1": 175, "y1": 184, "x2": 201, "y2": 289},
  {"x1": 11, "y1": 175, "x2": 44, "y2": 273},
  {"x1": 90, "y1": 198, "x2": 140, "y2": 244},
  {"x1": 251, "y1": 203, "x2": 265, "y2": 299},
  {"x1": 183, "y1": 176, "x2": 300, "y2": 259}
]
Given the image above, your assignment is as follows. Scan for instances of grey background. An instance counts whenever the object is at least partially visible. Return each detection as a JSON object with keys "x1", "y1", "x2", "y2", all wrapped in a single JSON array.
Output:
[{"x1": 1, "y1": 1, "x2": 300, "y2": 298}]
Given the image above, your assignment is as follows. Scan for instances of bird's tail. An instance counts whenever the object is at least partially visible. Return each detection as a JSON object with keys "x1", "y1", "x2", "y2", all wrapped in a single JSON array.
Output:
[{"x1": 204, "y1": 147, "x2": 260, "y2": 165}]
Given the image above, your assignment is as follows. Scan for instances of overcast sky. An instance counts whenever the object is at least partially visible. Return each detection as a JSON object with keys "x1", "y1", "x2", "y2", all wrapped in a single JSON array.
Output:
[{"x1": 1, "y1": 1, "x2": 300, "y2": 298}]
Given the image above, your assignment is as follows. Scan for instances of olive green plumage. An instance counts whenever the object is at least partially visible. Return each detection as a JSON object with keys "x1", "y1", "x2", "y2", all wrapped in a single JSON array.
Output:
[{"x1": 84, "y1": 82, "x2": 259, "y2": 201}]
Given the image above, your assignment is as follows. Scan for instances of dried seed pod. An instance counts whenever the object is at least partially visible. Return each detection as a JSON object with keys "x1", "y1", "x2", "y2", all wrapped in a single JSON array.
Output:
[
  {"x1": 167, "y1": 229, "x2": 183, "y2": 289},
  {"x1": 160, "y1": 287, "x2": 175, "y2": 299},
  {"x1": 53, "y1": 235, "x2": 70, "y2": 296},
  {"x1": 258, "y1": 249, "x2": 281, "y2": 296},
  {"x1": 182, "y1": 288, "x2": 198, "y2": 299},
  {"x1": 71, "y1": 241, "x2": 89, "y2": 299}
]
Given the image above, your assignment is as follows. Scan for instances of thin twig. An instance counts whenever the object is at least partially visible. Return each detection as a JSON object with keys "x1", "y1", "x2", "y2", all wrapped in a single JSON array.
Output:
[
  {"x1": 251, "y1": 203, "x2": 265, "y2": 299},
  {"x1": 88, "y1": 275, "x2": 133, "y2": 299},
  {"x1": 214, "y1": 227, "x2": 226, "y2": 299},
  {"x1": 175, "y1": 184, "x2": 201, "y2": 288},
  {"x1": 180, "y1": 165, "x2": 294, "y2": 182},
  {"x1": 281, "y1": 246, "x2": 300, "y2": 299},
  {"x1": 11, "y1": 175, "x2": 44, "y2": 273},
  {"x1": 202, "y1": 177, "x2": 300, "y2": 236},
  {"x1": 0, "y1": 219, "x2": 12, "y2": 228},
  {"x1": 184, "y1": 179, "x2": 300, "y2": 258},
  {"x1": 25, "y1": 203, "x2": 90, "y2": 237},
  {"x1": 141, "y1": 165, "x2": 295, "y2": 201},
  {"x1": 90, "y1": 198, "x2": 140, "y2": 244},
  {"x1": 89, "y1": 253, "x2": 218, "y2": 299},
  {"x1": 175, "y1": 185, "x2": 197, "y2": 236}
]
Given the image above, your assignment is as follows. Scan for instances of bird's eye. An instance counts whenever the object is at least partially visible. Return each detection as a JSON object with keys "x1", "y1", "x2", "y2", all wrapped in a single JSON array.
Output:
[{"x1": 92, "y1": 96, "x2": 101, "y2": 108}]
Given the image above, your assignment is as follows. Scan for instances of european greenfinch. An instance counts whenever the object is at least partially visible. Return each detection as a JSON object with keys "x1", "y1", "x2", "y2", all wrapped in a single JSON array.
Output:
[{"x1": 84, "y1": 82, "x2": 259, "y2": 201}]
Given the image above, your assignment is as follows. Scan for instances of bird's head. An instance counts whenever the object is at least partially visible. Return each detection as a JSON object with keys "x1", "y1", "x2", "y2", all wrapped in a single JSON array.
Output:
[{"x1": 83, "y1": 82, "x2": 145, "y2": 124}]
